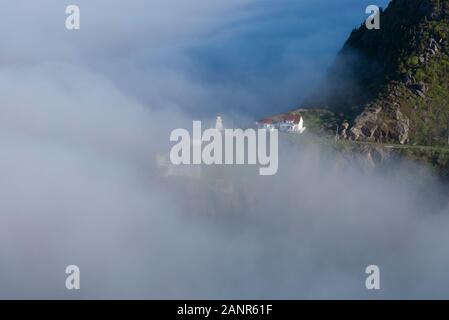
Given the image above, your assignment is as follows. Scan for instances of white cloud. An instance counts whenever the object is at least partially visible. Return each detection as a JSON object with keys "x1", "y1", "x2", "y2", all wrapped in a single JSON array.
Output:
[{"x1": 3, "y1": 0, "x2": 449, "y2": 299}]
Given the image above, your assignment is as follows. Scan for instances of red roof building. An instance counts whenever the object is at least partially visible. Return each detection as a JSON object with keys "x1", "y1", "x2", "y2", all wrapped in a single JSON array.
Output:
[
  {"x1": 282, "y1": 114, "x2": 301, "y2": 124},
  {"x1": 257, "y1": 118, "x2": 274, "y2": 124}
]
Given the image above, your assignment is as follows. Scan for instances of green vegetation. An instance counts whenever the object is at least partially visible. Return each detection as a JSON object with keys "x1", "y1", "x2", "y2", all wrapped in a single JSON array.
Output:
[
  {"x1": 315, "y1": 0, "x2": 449, "y2": 147},
  {"x1": 277, "y1": 1, "x2": 449, "y2": 176},
  {"x1": 300, "y1": 109, "x2": 343, "y2": 132}
]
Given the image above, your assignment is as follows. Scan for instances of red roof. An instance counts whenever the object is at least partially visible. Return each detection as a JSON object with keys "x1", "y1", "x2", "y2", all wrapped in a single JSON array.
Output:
[
  {"x1": 258, "y1": 118, "x2": 274, "y2": 124},
  {"x1": 282, "y1": 114, "x2": 301, "y2": 123}
]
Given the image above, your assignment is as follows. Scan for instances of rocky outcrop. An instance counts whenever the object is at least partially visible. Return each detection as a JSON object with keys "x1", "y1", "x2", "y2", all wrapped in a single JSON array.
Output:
[
  {"x1": 344, "y1": 104, "x2": 410, "y2": 145},
  {"x1": 314, "y1": 0, "x2": 449, "y2": 146},
  {"x1": 347, "y1": 106, "x2": 381, "y2": 141}
]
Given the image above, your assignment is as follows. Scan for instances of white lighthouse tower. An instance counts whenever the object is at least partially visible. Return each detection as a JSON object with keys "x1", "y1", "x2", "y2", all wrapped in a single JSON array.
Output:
[{"x1": 215, "y1": 115, "x2": 224, "y2": 131}]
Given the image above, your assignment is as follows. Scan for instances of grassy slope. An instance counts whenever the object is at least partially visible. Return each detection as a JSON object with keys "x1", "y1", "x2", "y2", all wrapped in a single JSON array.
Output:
[
  {"x1": 309, "y1": 0, "x2": 449, "y2": 146},
  {"x1": 266, "y1": 1, "x2": 449, "y2": 176}
]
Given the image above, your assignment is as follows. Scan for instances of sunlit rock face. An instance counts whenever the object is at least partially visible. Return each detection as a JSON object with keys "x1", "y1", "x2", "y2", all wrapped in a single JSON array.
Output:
[{"x1": 308, "y1": 0, "x2": 449, "y2": 146}]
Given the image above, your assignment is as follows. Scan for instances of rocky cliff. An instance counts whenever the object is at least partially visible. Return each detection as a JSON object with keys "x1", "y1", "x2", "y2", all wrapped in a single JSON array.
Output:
[{"x1": 310, "y1": 0, "x2": 449, "y2": 146}]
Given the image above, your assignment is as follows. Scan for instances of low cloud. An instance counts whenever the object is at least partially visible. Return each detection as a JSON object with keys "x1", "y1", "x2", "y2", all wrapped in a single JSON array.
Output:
[{"x1": 3, "y1": 0, "x2": 449, "y2": 299}]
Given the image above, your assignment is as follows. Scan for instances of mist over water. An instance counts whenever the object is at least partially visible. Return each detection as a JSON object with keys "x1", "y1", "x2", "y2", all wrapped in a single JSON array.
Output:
[{"x1": 2, "y1": 0, "x2": 449, "y2": 299}]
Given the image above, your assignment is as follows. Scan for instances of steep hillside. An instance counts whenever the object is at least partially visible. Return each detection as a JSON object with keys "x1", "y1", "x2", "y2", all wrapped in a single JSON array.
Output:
[{"x1": 310, "y1": 0, "x2": 449, "y2": 146}]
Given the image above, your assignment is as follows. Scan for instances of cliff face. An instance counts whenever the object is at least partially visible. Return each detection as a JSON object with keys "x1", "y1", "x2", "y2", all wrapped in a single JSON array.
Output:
[{"x1": 314, "y1": 0, "x2": 449, "y2": 146}]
